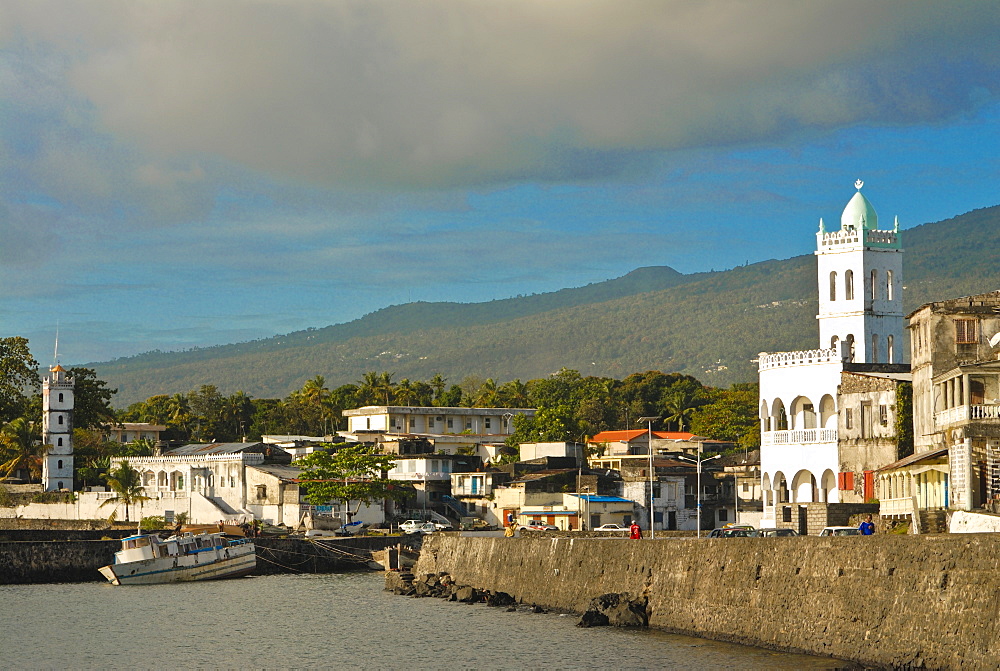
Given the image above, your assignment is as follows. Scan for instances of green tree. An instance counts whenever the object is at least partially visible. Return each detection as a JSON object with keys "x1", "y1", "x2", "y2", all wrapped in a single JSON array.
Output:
[
  {"x1": 689, "y1": 383, "x2": 760, "y2": 450},
  {"x1": 100, "y1": 462, "x2": 151, "y2": 523},
  {"x1": 0, "y1": 337, "x2": 40, "y2": 425},
  {"x1": 296, "y1": 445, "x2": 403, "y2": 519},
  {"x1": 0, "y1": 417, "x2": 43, "y2": 481},
  {"x1": 662, "y1": 379, "x2": 707, "y2": 431},
  {"x1": 68, "y1": 367, "x2": 118, "y2": 429}
]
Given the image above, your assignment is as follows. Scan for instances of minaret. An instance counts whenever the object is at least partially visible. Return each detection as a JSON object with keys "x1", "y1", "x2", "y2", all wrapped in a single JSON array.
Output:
[
  {"x1": 42, "y1": 364, "x2": 74, "y2": 492},
  {"x1": 815, "y1": 180, "x2": 905, "y2": 364}
]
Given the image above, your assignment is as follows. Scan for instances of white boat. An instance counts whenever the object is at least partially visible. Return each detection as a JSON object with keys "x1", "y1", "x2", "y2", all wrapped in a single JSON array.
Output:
[{"x1": 99, "y1": 531, "x2": 257, "y2": 585}]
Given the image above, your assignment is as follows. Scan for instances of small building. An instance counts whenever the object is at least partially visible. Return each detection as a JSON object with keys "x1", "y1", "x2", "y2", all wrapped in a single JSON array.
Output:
[
  {"x1": 519, "y1": 441, "x2": 585, "y2": 464},
  {"x1": 340, "y1": 405, "x2": 535, "y2": 461},
  {"x1": 104, "y1": 423, "x2": 168, "y2": 445}
]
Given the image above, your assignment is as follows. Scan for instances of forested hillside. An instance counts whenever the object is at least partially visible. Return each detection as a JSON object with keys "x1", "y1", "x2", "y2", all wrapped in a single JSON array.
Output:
[{"x1": 92, "y1": 204, "x2": 1000, "y2": 405}]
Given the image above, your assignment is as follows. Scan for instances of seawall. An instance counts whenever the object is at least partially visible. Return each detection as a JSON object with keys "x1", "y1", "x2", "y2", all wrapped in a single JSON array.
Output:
[
  {"x1": 414, "y1": 534, "x2": 1000, "y2": 669},
  {"x1": 0, "y1": 535, "x2": 402, "y2": 584}
]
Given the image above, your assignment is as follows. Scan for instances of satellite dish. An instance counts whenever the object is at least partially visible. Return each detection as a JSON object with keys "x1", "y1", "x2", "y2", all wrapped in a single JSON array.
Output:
[{"x1": 988, "y1": 332, "x2": 1000, "y2": 348}]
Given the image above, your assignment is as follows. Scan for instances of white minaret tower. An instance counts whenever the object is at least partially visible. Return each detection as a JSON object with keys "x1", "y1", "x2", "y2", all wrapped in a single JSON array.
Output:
[
  {"x1": 42, "y1": 362, "x2": 75, "y2": 492},
  {"x1": 815, "y1": 180, "x2": 905, "y2": 364}
]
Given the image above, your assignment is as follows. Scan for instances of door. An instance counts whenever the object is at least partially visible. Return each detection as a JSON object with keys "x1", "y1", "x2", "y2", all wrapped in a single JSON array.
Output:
[{"x1": 863, "y1": 470, "x2": 874, "y2": 502}]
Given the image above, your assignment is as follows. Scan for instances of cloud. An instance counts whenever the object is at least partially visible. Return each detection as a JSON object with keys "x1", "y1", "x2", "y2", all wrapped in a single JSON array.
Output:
[{"x1": 3, "y1": 0, "x2": 997, "y2": 194}]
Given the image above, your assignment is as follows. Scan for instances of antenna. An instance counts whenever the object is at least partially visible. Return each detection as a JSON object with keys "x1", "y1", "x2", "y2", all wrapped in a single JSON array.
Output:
[{"x1": 53, "y1": 322, "x2": 60, "y2": 366}]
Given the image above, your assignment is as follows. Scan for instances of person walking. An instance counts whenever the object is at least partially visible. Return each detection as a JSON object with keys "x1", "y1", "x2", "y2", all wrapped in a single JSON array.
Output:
[
  {"x1": 629, "y1": 521, "x2": 642, "y2": 539},
  {"x1": 859, "y1": 514, "x2": 875, "y2": 535}
]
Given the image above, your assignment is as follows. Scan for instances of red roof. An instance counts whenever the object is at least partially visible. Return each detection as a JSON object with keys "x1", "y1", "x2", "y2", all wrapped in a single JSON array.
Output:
[{"x1": 589, "y1": 430, "x2": 700, "y2": 442}]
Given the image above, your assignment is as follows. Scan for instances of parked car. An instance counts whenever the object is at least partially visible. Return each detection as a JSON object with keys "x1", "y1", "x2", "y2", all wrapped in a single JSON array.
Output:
[
  {"x1": 708, "y1": 524, "x2": 755, "y2": 538},
  {"x1": 594, "y1": 523, "x2": 628, "y2": 531},
  {"x1": 750, "y1": 528, "x2": 800, "y2": 537},
  {"x1": 819, "y1": 526, "x2": 862, "y2": 536},
  {"x1": 399, "y1": 520, "x2": 425, "y2": 534},
  {"x1": 417, "y1": 523, "x2": 438, "y2": 534},
  {"x1": 519, "y1": 520, "x2": 558, "y2": 531},
  {"x1": 433, "y1": 522, "x2": 454, "y2": 531}
]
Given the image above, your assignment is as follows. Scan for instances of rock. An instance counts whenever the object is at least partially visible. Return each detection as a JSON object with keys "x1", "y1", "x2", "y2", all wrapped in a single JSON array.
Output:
[
  {"x1": 455, "y1": 586, "x2": 478, "y2": 602},
  {"x1": 578, "y1": 610, "x2": 610, "y2": 628},
  {"x1": 486, "y1": 591, "x2": 516, "y2": 608}
]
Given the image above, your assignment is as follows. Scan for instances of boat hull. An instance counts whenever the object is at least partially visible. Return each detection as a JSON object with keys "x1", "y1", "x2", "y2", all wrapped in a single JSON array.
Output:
[{"x1": 99, "y1": 544, "x2": 257, "y2": 585}]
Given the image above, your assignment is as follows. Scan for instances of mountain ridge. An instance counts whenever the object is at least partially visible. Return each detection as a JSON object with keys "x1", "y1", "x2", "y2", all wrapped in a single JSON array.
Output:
[{"x1": 92, "y1": 204, "x2": 1000, "y2": 405}]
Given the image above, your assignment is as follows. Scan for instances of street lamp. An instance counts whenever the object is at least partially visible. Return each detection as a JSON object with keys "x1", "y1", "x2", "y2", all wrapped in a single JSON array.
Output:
[
  {"x1": 637, "y1": 416, "x2": 659, "y2": 539},
  {"x1": 678, "y1": 448, "x2": 721, "y2": 538}
]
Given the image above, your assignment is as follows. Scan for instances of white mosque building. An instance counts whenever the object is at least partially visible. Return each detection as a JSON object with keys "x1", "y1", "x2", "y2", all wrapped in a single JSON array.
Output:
[{"x1": 759, "y1": 181, "x2": 907, "y2": 524}]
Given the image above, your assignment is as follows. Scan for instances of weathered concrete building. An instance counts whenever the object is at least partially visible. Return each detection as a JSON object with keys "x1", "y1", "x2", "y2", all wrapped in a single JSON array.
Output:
[{"x1": 908, "y1": 290, "x2": 1000, "y2": 511}]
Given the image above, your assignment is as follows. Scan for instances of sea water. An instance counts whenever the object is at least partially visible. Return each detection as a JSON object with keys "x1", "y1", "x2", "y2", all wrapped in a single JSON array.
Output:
[{"x1": 0, "y1": 573, "x2": 845, "y2": 669}]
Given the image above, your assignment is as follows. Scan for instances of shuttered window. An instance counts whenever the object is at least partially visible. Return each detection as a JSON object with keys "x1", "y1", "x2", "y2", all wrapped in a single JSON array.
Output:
[{"x1": 956, "y1": 319, "x2": 978, "y2": 344}]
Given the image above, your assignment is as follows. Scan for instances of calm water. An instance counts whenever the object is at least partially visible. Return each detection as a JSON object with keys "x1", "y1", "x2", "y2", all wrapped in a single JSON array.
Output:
[{"x1": 0, "y1": 573, "x2": 845, "y2": 669}]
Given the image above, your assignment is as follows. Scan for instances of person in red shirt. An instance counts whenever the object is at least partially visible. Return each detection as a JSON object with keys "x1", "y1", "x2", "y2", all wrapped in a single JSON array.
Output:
[{"x1": 629, "y1": 521, "x2": 642, "y2": 539}]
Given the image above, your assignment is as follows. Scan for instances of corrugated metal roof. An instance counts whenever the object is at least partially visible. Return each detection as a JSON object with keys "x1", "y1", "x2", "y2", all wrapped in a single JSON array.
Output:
[
  {"x1": 166, "y1": 442, "x2": 264, "y2": 456},
  {"x1": 571, "y1": 494, "x2": 634, "y2": 503}
]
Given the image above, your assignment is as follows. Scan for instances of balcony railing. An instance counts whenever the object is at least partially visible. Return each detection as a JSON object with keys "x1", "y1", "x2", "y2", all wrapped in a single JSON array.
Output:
[
  {"x1": 935, "y1": 404, "x2": 1000, "y2": 427},
  {"x1": 761, "y1": 428, "x2": 838, "y2": 445},
  {"x1": 879, "y1": 496, "x2": 916, "y2": 517},
  {"x1": 758, "y1": 348, "x2": 842, "y2": 371}
]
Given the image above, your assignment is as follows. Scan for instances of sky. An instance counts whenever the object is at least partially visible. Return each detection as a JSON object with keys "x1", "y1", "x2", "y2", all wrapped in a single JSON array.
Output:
[{"x1": 2, "y1": 1, "x2": 999, "y2": 365}]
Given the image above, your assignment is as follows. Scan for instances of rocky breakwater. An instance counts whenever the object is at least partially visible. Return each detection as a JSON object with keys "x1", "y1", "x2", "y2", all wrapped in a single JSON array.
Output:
[
  {"x1": 385, "y1": 569, "x2": 648, "y2": 629},
  {"x1": 411, "y1": 533, "x2": 1000, "y2": 669}
]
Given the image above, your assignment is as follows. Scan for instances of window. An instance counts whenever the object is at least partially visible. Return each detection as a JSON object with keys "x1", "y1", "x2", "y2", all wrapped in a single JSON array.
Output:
[
  {"x1": 57, "y1": 415, "x2": 63, "y2": 425},
  {"x1": 742, "y1": 482, "x2": 749, "y2": 493},
  {"x1": 57, "y1": 437, "x2": 63, "y2": 447},
  {"x1": 829, "y1": 271, "x2": 837, "y2": 301},
  {"x1": 845, "y1": 408, "x2": 854, "y2": 430},
  {"x1": 465, "y1": 420, "x2": 472, "y2": 430},
  {"x1": 409, "y1": 418, "x2": 415, "y2": 429},
  {"x1": 831, "y1": 335, "x2": 839, "y2": 350},
  {"x1": 879, "y1": 405, "x2": 889, "y2": 426},
  {"x1": 871, "y1": 334, "x2": 879, "y2": 363},
  {"x1": 57, "y1": 460, "x2": 63, "y2": 469},
  {"x1": 887, "y1": 335, "x2": 894, "y2": 364},
  {"x1": 718, "y1": 509, "x2": 728, "y2": 522},
  {"x1": 447, "y1": 419, "x2": 454, "y2": 429},
  {"x1": 871, "y1": 269, "x2": 878, "y2": 301},
  {"x1": 58, "y1": 393, "x2": 64, "y2": 403},
  {"x1": 485, "y1": 418, "x2": 491, "y2": 429},
  {"x1": 845, "y1": 270, "x2": 854, "y2": 300},
  {"x1": 886, "y1": 270, "x2": 894, "y2": 301},
  {"x1": 838, "y1": 472, "x2": 855, "y2": 491},
  {"x1": 956, "y1": 319, "x2": 978, "y2": 344},
  {"x1": 846, "y1": 334, "x2": 856, "y2": 362}
]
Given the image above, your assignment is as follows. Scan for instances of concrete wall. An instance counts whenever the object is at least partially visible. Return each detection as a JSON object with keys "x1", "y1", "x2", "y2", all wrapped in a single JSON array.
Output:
[{"x1": 414, "y1": 534, "x2": 1000, "y2": 669}]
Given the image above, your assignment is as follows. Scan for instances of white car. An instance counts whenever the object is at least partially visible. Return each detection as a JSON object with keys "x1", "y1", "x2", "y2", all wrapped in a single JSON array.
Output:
[
  {"x1": 594, "y1": 523, "x2": 628, "y2": 531},
  {"x1": 819, "y1": 526, "x2": 862, "y2": 536},
  {"x1": 399, "y1": 520, "x2": 425, "y2": 534}
]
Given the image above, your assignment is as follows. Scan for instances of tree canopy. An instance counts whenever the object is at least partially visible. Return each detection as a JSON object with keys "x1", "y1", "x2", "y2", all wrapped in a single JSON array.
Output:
[{"x1": 296, "y1": 444, "x2": 404, "y2": 517}]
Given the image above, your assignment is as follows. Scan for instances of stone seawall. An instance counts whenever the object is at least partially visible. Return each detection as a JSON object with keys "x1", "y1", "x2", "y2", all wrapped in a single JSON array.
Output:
[
  {"x1": 0, "y1": 535, "x2": 402, "y2": 584},
  {"x1": 414, "y1": 534, "x2": 1000, "y2": 669}
]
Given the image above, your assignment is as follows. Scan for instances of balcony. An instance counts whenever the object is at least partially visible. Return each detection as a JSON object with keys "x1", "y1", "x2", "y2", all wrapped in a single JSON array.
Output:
[
  {"x1": 761, "y1": 428, "x2": 838, "y2": 446},
  {"x1": 935, "y1": 404, "x2": 1000, "y2": 428}
]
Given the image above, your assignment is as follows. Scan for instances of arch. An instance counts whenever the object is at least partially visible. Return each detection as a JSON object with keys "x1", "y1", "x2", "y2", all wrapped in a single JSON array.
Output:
[
  {"x1": 819, "y1": 394, "x2": 837, "y2": 429},
  {"x1": 831, "y1": 335, "x2": 839, "y2": 350},
  {"x1": 770, "y1": 399, "x2": 788, "y2": 431},
  {"x1": 57, "y1": 437, "x2": 63, "y2": 447},
  {"x1": 845, "y1": 334, "x2": 856, "y2": 362},
  {"x1": 169, "y1": 470, "x2": 184, "y2": 491},
  {"x1": 845, "y1": 270, "x2": 854, "y2": 300},
  {"x1": 829, "y1": 271, "x2": 837, "y2": 301},
  {"x1": 886, "y1": 270, "x2": 894, "y2": 301},
  {"x1": 157, "y1": 471, "x2": 167, "y2": 488},
  {"x1": 871, "y1": 333, "x2": 879, "y2": 363},
  {"x1": 887, "y1": 335, "x2": 895, "y2": 364},
  {"x1": 143, "y1": 470, "x2": 155, "y2": 487},
  {"x1": 762, "y1": 472, "x2": 773, "y2": 507},
  {"x1": 759, "y1": 400, "x2": 770, "y2": 432},
  {"x1": 57, "y1": 459, "x2": 63, "y2": 469},
  {"x1": 870, "y1": 269, "x2": 878, "y2": 301},
  {"x1": 790, "y1": 396, "x2": 816, "y2": 430},
  {"x1": 821, "y1": 469, "x2": 838, "y2": 503},
  {"x1": 773, "y1": 471, "x2": 789, "y2": 504},
  {"x1": 57, "y1": 415, "x2": 64, "y2": 425},
  {"x1": 791, "y1": 470, "x2": 817, "y2": 503},
  {"x1": 58, "y1": 392, "x2": 64, "y2": 403},
  {"x1": 57, "y1": 481, "x2": 63, "y2": 490}
]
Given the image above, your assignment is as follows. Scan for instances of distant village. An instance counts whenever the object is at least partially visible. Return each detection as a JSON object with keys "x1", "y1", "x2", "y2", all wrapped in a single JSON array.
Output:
[{"x1": 5, "y1": 182, "x2": 1000, "y2": 536}]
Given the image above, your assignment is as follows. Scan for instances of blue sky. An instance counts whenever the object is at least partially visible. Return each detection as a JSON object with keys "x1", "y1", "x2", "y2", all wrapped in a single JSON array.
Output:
[{"x1": 2, "y1": 1, "x2": 999, "y2": 365}]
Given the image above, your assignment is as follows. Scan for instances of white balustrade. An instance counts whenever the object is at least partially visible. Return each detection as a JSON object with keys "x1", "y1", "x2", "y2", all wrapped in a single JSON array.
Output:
[
  {"x1": 935, "y1": 404, "x2": 1000, "y2": 427},
  {"x1": 761, "y1": 428, "x2": 838, "y2": 445},
  {"x1": 758, "y1": 348, "x2": 842, "y2": 371}
]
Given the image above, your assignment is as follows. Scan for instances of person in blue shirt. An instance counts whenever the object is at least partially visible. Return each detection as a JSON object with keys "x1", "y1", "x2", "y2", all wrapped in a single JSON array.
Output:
[{"x1": 859, "y1": 514, "x2": 875, "y2": 535}]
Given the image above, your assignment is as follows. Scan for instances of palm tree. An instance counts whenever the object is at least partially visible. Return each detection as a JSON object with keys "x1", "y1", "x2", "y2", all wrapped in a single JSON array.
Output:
[
  {"x1": 663, "y1": 384, "x2": 701, "y2": 432},
  {"x1": 429, "y1": 374, "x2": 447, "y2": 403},
  {"x1": 474, "y1": 378, "x2": 500, "y2": 407},
  {"x1": 100, "y1": 462, "x2": 150, "y2": 524},
  {"x1": 395, "y1": 378, "x2": 419, "y2": 406},
  {"x1": 0, "y1": 417, "x2": 43, "y2": 481}
]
